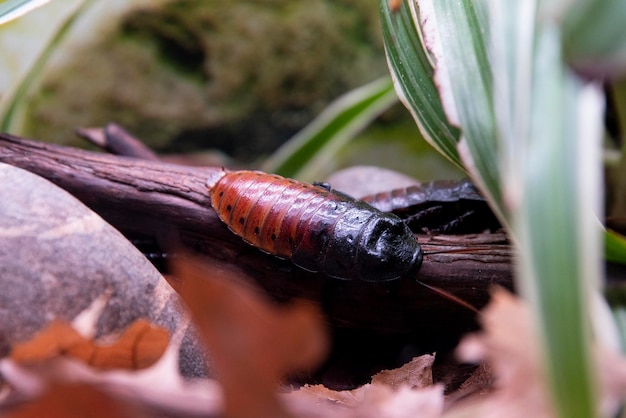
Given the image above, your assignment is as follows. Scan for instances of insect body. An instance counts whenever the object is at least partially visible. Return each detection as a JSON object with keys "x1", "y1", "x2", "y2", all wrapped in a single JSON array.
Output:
[
  {"x1": 209, "y1": 170, "x2": 422, "y2": 282},
  {"x1": 362, "y1": 180, "x2": 501, "y2": 234}
]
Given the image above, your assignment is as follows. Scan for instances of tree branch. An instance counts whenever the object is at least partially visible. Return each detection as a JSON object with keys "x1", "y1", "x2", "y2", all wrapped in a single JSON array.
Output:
[{"x1": 0, "y1": 132, "x2": 513, "y2": 335}]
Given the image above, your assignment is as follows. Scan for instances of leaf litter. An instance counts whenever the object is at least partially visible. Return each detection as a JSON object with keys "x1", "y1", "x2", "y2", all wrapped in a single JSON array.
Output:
[{"x1": 2, "y1": 256, "x2": 626, "y2": 417}]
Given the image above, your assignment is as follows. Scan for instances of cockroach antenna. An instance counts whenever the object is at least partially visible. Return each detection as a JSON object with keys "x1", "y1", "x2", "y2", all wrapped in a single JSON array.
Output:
[{"x1": 415, "y1": 279, "x2": 479, "y2": 314}]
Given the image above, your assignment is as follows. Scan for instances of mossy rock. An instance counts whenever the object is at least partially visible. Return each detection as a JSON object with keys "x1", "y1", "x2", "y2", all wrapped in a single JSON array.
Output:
[{"x1": 26, "y1": 0, "x2": 388, "y2": 162}]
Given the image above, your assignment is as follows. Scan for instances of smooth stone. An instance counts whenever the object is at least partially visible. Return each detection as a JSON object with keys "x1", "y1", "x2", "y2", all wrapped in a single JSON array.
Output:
[
  {"x1": 325, "y1": 165, "x2": 420, "y2": 199},
  {"x1": 0, "y1": 163, "x2": 207, "y2": 378}
]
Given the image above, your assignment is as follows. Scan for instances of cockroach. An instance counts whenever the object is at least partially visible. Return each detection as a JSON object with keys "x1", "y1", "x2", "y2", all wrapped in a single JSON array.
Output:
[
  {"x1": 361, "y1": 179, "x2": 501, "y2": 234},
  {"x1": 208, "y1": 170, "x2": 423, "y2": 282}
]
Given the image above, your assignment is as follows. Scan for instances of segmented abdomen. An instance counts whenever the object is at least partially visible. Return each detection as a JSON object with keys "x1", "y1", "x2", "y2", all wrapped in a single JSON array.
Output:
[
  {"x1": 361, "y1": 179, "x2": 484, "y2": 213},
  {"x1": 361, "y1": 179, "x2": 501, "y2": 234},
  {"x1": 209, "y1": 170, "x2": 422, "y2": 281}
]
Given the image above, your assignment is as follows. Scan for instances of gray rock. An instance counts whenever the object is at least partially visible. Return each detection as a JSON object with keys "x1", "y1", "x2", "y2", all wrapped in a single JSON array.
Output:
[
  {"x1": 326, "y1": 165, "x2": 420, "y2": 199},
  {"x1": 0, "y1": 163, "x2": 207, "y2": 378}
]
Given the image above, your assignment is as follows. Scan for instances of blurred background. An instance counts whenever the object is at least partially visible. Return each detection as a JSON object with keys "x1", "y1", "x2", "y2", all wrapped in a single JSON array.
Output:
[{"x1": 0, "y1": 0, "x2": 462, "y2": 182}]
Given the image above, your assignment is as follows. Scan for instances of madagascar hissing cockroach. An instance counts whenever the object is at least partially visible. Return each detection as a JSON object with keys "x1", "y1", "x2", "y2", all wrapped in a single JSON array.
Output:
[
  {"x1": 208, "y1": 170, "x2": 422, "y2": 282},
  {"x1": 361, "y1": 179, "x2": 501, "y2": 234}
]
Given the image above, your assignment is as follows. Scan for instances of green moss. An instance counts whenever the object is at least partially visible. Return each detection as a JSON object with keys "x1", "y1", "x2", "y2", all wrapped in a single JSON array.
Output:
[{"x1": 25, "y1": 0, "x2": 388, "y2": 161}]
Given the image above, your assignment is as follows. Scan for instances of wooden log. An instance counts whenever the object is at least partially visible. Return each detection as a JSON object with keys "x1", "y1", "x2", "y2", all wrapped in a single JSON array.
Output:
[{"x1": 0, "y1": 132, "x2": 514, "y2": 335}]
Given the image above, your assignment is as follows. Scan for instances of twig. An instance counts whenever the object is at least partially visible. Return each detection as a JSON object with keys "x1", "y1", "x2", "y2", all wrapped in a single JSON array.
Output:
[{"x1": 76, "y1": 123, "x2": 160, "y2": 161}]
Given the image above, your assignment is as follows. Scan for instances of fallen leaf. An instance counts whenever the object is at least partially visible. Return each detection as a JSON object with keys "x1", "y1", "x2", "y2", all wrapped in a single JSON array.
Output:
[
  {"x1": 291, "y1": 382, "x2": 444, "y2": 418},
  {"x1": 288, "y1": 354, "x2": 443, "y2": 417},
  {"x1": 173, "y1": 254, "x2": 329, "y2": 418},
  {"x1": 447, "y1": 288, "x2": 626, "y2": 418},
  {"x1": 294, "y1": 383, "x2": 368, "y2": 408},
  {"x1": 11, "y1": 319, "x2": 169, "y2": 371},
  {"x1": 89, "y1": 320, "x2": 170, "y2": 370},
  {"x1": 354, "y1": 384, "x2": 444, "y2": 418},
  {"x1": 443, "y1": 363, "x2": 493, "y2": 405},
  {"x1": 372, "y1": 354, "x2": 435, "y2": 390},
  {"x1": 1, "y1": 337, "x2": 222, "y2": 417},
  {"x1": 10, "y1": 321, "x2": 91, "y2": 365},
  {"x1": 4, "y1": 382, "x2": 143, "y2": 418},
  {"x1": 449, "y1": 288, "x2": 555, "y2": 418}
]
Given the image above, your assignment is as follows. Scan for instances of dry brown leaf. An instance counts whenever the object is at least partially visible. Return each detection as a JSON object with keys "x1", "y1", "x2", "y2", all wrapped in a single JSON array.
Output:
[
  {"x1": 289, "y1": 354, "x2": 443, "y2": 417},
  {"x1": 291, "y1": 382, "x2": 444, "y2": 418},
  {"x1": 447, "y1": 288, "x2": 554, "y2": 418},
  {"x1": 288, "y1": 289, "x2": 626, "y2": 418},
  {"x1": 447, "y1": 288, "x2": 626, "y2": 417},
  {"x1": 10, "y1": 321, "x2": 91, "y2": 364},
  {"x1": 596, "y1": 345, "x2": 626, "y2": 415},
  {"x1": 353, "y1": 384, "x2": 444, "y2": 418},
  {"x1": 11, "y1": 319, "x2": 169, "y2": 371},
  {"x1": 89, "y1": 320, "x2": 170, "y2": 370},
  {"x1": 4, "y1": 382, "x2": 143, "y2": 418},
  {"x1": 0, "y1": 354, "x2": 223, "y2": 417},
  {"x1": 445, "y1": 289, "x2": 626, "y2": 418},
  {"x1": 372, "y1": 354, "x2": 435, "y2": 390},
  {"x1": 295, "y1": 383, "x2": 368, "y2": 408},
  {"x1": 443, "y1": 363, "x2": 493, "y2": 405},
  {"x1": 1, "y1": 314, "x2": 221, "y2": 416},
  {"x1": 173, "y1": 254, "x2": 329, "y2": 418}
]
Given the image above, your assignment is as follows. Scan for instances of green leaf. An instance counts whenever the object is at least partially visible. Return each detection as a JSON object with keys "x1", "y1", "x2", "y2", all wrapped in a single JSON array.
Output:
[
  {"x1": 607, "y1": 79, "x2": 626, "y2": 219},
  {"x1": 262, "y1": 76, "x2": 398, "y2": 182},
  {"x1": 384, "y1": 1, "x2": 606, "y2": 416},
  {"x1": 611, "y1": 307, "x2": 626, "y2": 353},
  {"x1": 0, "y1": 0, "x2": 97, "y2": 133},
  {"x1": 0, "y1": 0, "x2": 50, "y2": 25},
  {"x1": 379, "y1": 0, "x2": 462, "y2": 168},
  {"x1": 424, "y1": 0, "x2": 503, "y2": 216},
  {"x1": 563, "y1": 0, "x2": 626, "y2": 79},
  {"x1": 512, "y1": 21, "x2": 602, "y2": 418},
  {"x1": 607, "y1": 229, "x2": 626, "y2": 265},
  {"x1": 611, "y1": 78, "x2": 626, "y2": 139},
  {"x1": 491, "y1": 2, "x2": 602, "y2": 418}
]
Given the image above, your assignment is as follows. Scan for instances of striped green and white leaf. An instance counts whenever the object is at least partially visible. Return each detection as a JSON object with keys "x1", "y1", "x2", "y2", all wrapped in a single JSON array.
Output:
[
  {"x1": 381, "y1": 0, "x2": 505, "y2": 221},
  {"x1": 262, "y1": 76, "x2": 398, "y2": 182},
  {"x1": 0, "y1": 0, "x2": 168, "y2": 134},
  {"x1": 421, "y1": 0, "x2": 505, "y2": 219},
  {"x1": 381, "y1": 0, "x2": 612, "y2": 417},
  {"x1": 516, "y1": 28, "x2": 603, "y2": 418},
  {"x1": 0, "y1": 0, "x2": 51, "y2": 25},
  {"x1": 0, "y1": 0, "x2": 93, "y2": 133},
  {"x1": 379, "y1": 0, "x2": 462, "y2": 169}
]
